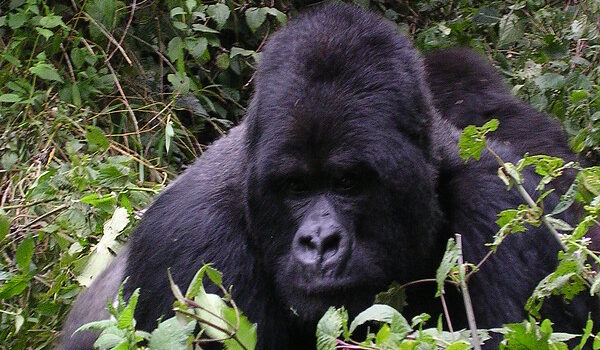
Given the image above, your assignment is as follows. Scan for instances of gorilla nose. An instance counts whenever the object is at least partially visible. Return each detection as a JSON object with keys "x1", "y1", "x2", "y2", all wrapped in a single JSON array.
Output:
[{"x1": 293, "y1": 223, "x2": 350, "y2": 271}]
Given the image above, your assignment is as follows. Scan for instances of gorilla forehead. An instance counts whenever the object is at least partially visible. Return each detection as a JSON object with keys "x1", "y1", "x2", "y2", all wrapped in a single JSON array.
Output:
[{"x1": 247, "y1": 3, "x2": 432, "y2": 156}]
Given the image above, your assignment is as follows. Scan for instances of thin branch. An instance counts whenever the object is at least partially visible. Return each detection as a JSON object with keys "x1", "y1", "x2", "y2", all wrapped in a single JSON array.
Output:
[{"x1": 456, "y1": 234, "x2": 481, "y2": 350}]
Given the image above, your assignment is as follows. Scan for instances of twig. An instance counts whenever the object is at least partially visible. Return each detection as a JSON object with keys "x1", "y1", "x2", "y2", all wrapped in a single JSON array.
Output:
[
  {"x1": 106, "y1": 0, "x2": 137, "y2": 62},
  {"x1": 440, "y1": 293, "x2": 455, "y2": 341},
  {"x1": 456, "y1": 234, "x2": 481, "y2": 350},
  {"x1": 82, "y1": 12, "x2": 132, "y2": 65}
]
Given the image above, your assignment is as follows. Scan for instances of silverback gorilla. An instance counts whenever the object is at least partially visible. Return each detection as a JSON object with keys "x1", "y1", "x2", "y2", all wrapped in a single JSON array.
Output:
[{"x1": 59, "y1": 3, "x2": 595, "y2": 349}]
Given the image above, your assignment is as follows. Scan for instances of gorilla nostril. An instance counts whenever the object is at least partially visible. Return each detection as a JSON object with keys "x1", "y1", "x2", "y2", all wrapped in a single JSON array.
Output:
[
  {"x1": 299, "y1": 235, "x2": 316, "y2": 250},
  {"x1": 321, "y1": 233, "x2": 341, "y2": 258}
]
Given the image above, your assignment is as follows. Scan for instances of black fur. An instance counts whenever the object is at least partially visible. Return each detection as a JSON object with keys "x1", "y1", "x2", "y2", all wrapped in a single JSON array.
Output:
[
  {"x1": 425, "y1": 47, "x2": 600, "y2": 248},
  {"x1": 58, "y1": 4, "x2": 595, "y2": 349}
]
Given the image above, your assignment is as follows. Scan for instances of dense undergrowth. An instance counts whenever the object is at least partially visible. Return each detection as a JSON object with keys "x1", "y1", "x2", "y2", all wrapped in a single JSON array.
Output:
[{"x1": 1, "y1": 0, "x2": 600, "y2": 348}]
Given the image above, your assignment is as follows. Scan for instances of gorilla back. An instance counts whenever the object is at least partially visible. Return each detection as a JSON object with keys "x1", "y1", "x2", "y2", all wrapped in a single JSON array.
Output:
[{"x1": 58, "y1": 4, "x2": 595, "y2": 349}]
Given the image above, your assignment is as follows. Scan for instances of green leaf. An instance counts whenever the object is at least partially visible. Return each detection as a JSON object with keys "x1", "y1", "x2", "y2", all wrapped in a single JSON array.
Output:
[
  {"x1": 374, "y1": 281, "x2": 406, "y2": 313},
  {"x1": 191, "y1": 23, "x2": 220, "y2": 34},
  {"x1": 0, "y1": 212, "x2": 9, "y2": 241},
  {"x1": 35, "y1": 27, "x2": 54, "y2": 40},
  {"x1": 316, "y1": 307, "x2": 346, "y2": 350},
  {"x1": 349, "y1": 304, "x2": 408, "y2": 333},
  {"x1": 94, "y1": 331, "x2": 127, "y2": 350},
  {"x1": 148, "y1": 318, "x2": 195, "y2": 350},
  {"x1": 167, "y1": 73, "x2": 190, "y2": 93},
  {"x1": 207, "y1": 3, "x2": 230, "y2": 30},
  {"x1": 498, "y1": 13, "x2": 522, "y2": 47},
  {"x1": 230, "y1": 47, "x2": 256, "y2": 58},
  {"x1": 216, "y1": 53, "x2": 230, "y2": 70},
  {"x1": 195, "y1": 292, "x2": 229, "y2": 339},
  {"x1": 117, "y1": 288, "x2": 139, "y2": 329},
  {"x1": 167, "y1": 37, "x2": 184, "y2": 63},
  {"x1": 0, "y1": 273, "x2": 33, "y2": 299},
  {"x1": 222, "y1": 307, "x2": 258, "y2": 350},
  {"x1": 0, "y1": 93, "x2": 21, "y2": 103},
  {"x1": 435, "y1": 238, "x2": 458, "y2": 297},
  {"x1": 39, "y1": 14, "x2": 65, "y2": 28},
  {"x1": 74, "y1": 319, "x2": 115, "y2": 333},
  {"x1": 245, "y1": 7, "x2": 267, "y2": 32},
  {"x1": 29, "y1": 63, "x2": 63, "y2": 82},
  {"x1": 265, "y1": 7, "x2": 287, "y2": 24},
  {"x1": 205, "y1": 265, "x2": 222, "y2": 285},
  {"x1": 165, "y1": 120, "x2": 174, "y2": 153},
  {"x1": 15, "y1": 236, "x2": 34, "y2": 273},
  {"x1": 184, "y1": 37, "x2": 208, "y2": 59},
  {"x1": 170, "y1": 7, "x2": 185, "y2": 17},
  {"x1": 86, "y1": 125, "x2": 110, "y2": 151},
  {"x1": 535, "y1": 73, "x2": 566, "y2": 91},
  {"x1": 8, "y1": 11, "x2": 27, "y2": 30}
]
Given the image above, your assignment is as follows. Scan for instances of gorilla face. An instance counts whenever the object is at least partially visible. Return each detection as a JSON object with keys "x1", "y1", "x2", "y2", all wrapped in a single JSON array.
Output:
[
  {"x1": 245, "y1": 93, "x2": 443, "y2": 323},
  {"x1": 242, "y1": 11, "x2": 445, "y2": 321}
]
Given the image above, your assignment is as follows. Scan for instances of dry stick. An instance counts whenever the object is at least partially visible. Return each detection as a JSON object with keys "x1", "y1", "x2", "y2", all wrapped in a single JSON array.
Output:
[
  {"x1": 82, "y1": 12, "x2": 132, "y2": 65},
  {"x1": 106, "y1": 0, "x2": 137, "y2": 62},
  {"x1": 456, "y1": 234, "x2": 482, "y2": 350}
]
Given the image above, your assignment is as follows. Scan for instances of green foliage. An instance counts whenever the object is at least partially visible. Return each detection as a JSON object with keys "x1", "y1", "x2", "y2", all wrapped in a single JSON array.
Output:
[
  {"x1": 458, "y1": 119, "x2": 499, "y2": 161},
  {"x1": 76, "y1": 264, "x2": 256, "y2": 349},
  {"x1": 1, "y1": 0, "x2": 600, "y2": 348}
]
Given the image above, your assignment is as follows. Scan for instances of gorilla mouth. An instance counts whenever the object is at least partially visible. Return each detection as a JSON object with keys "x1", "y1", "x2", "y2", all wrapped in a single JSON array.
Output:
[{"x1": 294, "y1": 275, "x2": 386, "y2": 296}]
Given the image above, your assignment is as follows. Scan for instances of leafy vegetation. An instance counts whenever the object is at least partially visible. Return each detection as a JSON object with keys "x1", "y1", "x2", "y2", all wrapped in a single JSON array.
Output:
[{"x1": 1, "y1": 0, "x2": 599, "y2": 349}]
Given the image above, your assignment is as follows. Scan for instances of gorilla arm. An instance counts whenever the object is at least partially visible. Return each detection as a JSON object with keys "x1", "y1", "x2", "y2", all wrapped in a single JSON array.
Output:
[
  {"x1": 57, "y1": 248, "x2": 127, "y2": 350},
  {"x1": 431, "y1": 118, "x2": 592, "y2": 333},
  {"x1": 57, "y1": 124, "x2": 275, "y2": 348}
]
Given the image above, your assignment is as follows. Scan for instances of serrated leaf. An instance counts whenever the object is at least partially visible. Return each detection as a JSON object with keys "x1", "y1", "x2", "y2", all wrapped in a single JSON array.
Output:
[
  {"x1": 148, "y1": 318, "x2": 195, "y2": 350},
  {"x1": 15, "y1": 236, "x2": 34, "y2": 273},
  {"x1": 117, "y1": 288, "x2": 139, "y2": 329},
  {"x1": 222, "y1": 307, "x2": 257, "y2": 350},
  {"x1": 29, "y1": 63, "x2": 63, "y2": 82},
  {"x1": 544, "y1": 216, "x2": 574, "y2": 232},
  {"x1": 245, "y1": 7, "x2": 267, "y2": 32},
  {"x1": 435, "y1": 238, "x2": 458, "y2": 297},
  {"x1": 316, "y1": 307, "x2": 345, "y2": 350},
  {"x1": 205, "y1": 265, "x2": 222, "y2": 285}
]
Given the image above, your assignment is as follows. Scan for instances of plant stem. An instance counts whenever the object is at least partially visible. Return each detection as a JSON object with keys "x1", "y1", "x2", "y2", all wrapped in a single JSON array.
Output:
[{"x1": 456, "y1": 234, "x2": 482, "y2": 350}]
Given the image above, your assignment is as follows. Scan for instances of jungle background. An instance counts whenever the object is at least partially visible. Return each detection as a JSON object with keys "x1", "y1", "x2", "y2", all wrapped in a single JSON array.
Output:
[{"x1": 1, "y1": 0, "x2": 600, "y2": 348}]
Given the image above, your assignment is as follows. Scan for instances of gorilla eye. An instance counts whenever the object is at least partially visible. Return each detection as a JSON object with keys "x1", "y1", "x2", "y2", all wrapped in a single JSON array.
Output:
[
  {"x1": 286, "y1": 178, "x2": 309, "y2": 196},
  {"x1": 334, "y1": 173, "x2": 360, "y2": 193}
]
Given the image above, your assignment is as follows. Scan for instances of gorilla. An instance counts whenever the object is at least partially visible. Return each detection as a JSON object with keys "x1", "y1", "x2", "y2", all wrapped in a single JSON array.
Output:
[
  {"x1": 425, "y1": 48, "x2": 600, "y2": 249},
  {"x1": 58, "y1": 3, "x2": 595, "y2": 349}
]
